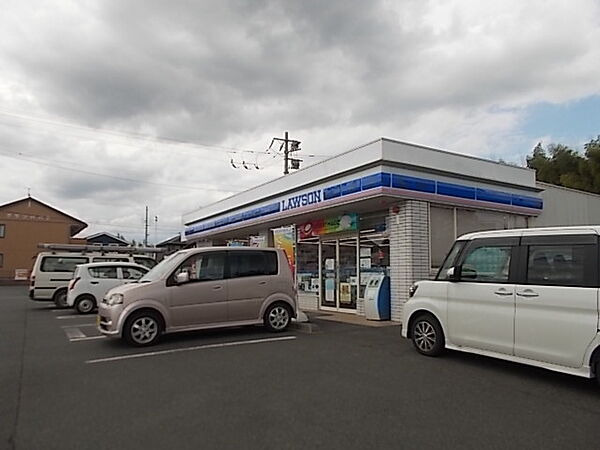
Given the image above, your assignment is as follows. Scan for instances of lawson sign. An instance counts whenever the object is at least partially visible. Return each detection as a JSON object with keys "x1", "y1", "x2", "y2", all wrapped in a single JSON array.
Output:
[{"x1": 281, "y1": 189, "x2": 322, "y2": 211}]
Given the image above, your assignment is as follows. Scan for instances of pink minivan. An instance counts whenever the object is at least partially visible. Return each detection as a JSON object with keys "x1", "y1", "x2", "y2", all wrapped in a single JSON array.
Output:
[{"x1": 97, "y1": 247, "x2": 297, "y2": 346}]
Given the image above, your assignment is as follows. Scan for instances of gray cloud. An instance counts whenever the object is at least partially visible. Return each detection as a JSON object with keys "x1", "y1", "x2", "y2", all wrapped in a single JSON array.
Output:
[{"x1": 1, "y1": 0, "x2": 599, "y2": 242}]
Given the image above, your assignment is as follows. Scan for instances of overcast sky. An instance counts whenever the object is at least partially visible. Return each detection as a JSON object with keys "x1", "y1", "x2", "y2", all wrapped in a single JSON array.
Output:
[{"x1": 1, "y1": 0, "x2": 599, "y2": 244}]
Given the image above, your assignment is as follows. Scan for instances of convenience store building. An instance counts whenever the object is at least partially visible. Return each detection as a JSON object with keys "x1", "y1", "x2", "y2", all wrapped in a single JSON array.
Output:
[{"x1": 181, "y1": 138, "x2": 600, "y2": 322}]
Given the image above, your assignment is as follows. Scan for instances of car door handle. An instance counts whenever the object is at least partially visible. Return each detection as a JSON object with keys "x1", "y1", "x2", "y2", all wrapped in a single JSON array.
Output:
[
  {"x1": 212, "y1": 285, "x2": 223, "y2": 290},
  {"x1": 90, "y1": 281, "x2": 99, "y2": 285},
  {"x1": 516, "y1": 290, "x2": 539, "y2": 298},
  {"x1": 258, "y1": 281, "x2": 267, "y2": 285},
  {"x1": 494, "y1": 289, "x2": 512, "y2": 296}
]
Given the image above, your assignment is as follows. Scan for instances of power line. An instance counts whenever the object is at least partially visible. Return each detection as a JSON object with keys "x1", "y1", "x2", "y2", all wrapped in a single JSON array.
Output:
[
  {"x1": 0, "y1": 108, "x2": 269, "y2": 155},
  {"x1": 84, "y1": 220, "x2": 181, "y2": 232},
  {"x1": 0, "y1": 148, "x2": 244, "y2": 193},
  {"x1": 0, "y1": 118, "x2": 229, "y2": 163},
  {"x1": 0, "y1": 108, "x2": 333, "y2": 160}
]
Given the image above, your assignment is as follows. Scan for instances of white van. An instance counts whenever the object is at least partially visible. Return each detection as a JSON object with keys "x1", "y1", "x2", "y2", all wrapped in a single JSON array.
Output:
[
  {"x1": 29, "y1": 251, "x2": 157, "y2": 308},
  {"x1": 402, "y1": 226, "x2": 600, "y2": 385}
]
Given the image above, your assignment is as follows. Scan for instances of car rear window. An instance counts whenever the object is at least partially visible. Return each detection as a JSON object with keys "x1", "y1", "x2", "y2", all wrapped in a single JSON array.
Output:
[
  {"x1": 134, "y1": 257, "x2": 157, "y2": 269},
  {"x1": 92, "y1": 257, "x2": 129, "y2": 263},
  {"x1": 229, "y1": 251, "x2": 278, "y2": 278},
  {"x1": 88, "y1": 266, "x2": 119, "y2": 279}
]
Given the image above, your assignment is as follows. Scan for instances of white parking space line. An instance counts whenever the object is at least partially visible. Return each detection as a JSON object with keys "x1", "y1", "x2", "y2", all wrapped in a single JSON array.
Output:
[
  {"x1": 64, "y1": 328, "x2": 86, "y2": 340},
  {"x1": 56, "y1": 315, "x2": 92, "y2": 319},
  {"x1": 86, "y1": 335, "x2": 297, "y2": 364},
  {"x1": 70, "y1": 336, "x2": 107, "y2": 342},
  {"x1": 61, "y1": 323, "x2": 97, "y2": 328}
]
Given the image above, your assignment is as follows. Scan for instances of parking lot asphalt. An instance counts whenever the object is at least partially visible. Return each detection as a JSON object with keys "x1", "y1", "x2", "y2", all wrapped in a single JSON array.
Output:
[{"x1": 2, "y1": 285, "x2": 600, "y2": 450}]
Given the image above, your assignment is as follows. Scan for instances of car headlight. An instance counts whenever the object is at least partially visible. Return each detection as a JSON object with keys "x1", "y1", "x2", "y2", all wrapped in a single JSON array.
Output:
[{"x1": 106, "y1": 293, "x2": 124, "y2": 305}]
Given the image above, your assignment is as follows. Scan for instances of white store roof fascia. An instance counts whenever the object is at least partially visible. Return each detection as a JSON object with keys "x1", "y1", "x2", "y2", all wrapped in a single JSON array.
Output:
[{"x1": 183, "y1": 138, "x2": 537, "y2": 225}]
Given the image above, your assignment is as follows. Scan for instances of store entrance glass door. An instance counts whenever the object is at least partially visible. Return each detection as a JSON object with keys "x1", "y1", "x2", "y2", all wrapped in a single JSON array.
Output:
[
  {"x1": 320, "y1": 237, "x2": 358, "y2": 312},
  {"x1": 320, "y1": 239, "x2": 337, "y2": 309}
]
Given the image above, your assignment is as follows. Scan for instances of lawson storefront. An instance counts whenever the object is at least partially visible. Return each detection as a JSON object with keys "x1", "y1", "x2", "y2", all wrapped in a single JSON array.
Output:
[{"x1": 182, "y1": 138, "x2": 543, "y2": 322}]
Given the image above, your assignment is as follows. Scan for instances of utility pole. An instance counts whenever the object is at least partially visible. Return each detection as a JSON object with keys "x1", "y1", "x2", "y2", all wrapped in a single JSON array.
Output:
[
  {"x1": 144, "y1": 206, "x2": 149, "y2": 247},
  {"x1": 270, "y1": 132, "x2": 301, "y2": 175},
  {"x1": 284, "y1": 131, "x2": 289, "y2": 175}
]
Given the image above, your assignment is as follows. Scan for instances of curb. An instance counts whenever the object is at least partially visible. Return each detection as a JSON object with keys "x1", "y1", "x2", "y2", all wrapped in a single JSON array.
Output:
[
  {"x1": 290, "y1": 310, "x2": 320, "y2": 333},
  {"x1": 290, "y1": 321, "x2": 320, "y2": 334}
]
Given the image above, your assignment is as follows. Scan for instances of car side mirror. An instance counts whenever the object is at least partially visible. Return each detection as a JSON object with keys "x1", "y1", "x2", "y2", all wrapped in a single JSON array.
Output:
[
  {"x1": 446, "y1": 266, "x2": 459, "y2": 281},
  {"x1": 175, "y1": 272, "x2": 189, "y2": 284}
]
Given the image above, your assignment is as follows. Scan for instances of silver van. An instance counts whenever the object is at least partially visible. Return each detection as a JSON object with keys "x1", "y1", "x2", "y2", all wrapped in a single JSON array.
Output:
[{"x1": 97, "y1": 247, "x2": 297, "y2": 346}]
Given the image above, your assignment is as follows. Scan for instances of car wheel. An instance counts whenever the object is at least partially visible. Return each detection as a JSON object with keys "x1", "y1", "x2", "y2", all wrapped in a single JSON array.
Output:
[
  {"x1": 124, "y1": 311, "x2": 162, "y2": 347},
  {"x1": 53, "y1": 289, "x2": 68, "y2": 309},
  {"x1": 75, "y1": 295, "x2": 96, "y2": 314},
  {"x1": 411, "y1": 314, "x2": 445, "y2": 356},
  {"x1": 595, "y1": 359, "x2": 600, "y2": 388},
  {"x1": 264, "y1": 303, "x2": 291, "y2": 332}
]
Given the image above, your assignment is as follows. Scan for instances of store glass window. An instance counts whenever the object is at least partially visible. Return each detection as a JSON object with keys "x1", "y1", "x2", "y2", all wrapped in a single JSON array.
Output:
[
  {"x1": 508, "y1": 215, "x2": 528, "y2": 229},
  {"x1": 430, "y1": 206, "x2": 455, "y2": 268},
  {"x1": 0, "y1": 224, "x2": 5, "y2": 238},
  {"x1": 296, "y1": 238, "x2": 319, "y2": 294},
  {"x1": 0, "y1": 253, "x2": 3, "y2": 268},
  {"x1": 338, "y1": 237, "x2": 358, "y2": 309},
  {"x1": 359, "y1": 214, "x2": 390, "y2": 299},
  {"x1": 456, "y1": 209, "x2": 508, "y2": 237}
]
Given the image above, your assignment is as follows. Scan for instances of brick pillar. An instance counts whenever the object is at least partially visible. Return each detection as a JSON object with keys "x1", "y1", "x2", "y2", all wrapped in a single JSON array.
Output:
[{"x1": 389, "y1": 200, "x2": 430, "y2": 322}]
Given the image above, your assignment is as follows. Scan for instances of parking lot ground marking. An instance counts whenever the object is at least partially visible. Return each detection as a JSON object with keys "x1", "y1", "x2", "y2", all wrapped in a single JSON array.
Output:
[
  {"x1": 61, "y1": 323, "x2": 97, "y2": 329},
  {"x1": 64, "y1": 327, "x2": 86, "y2": 340},
  {"x1": 56, "y1": 314, "x2": 96, "y2": 320},
  {"x1": 56, "y1": 315, "x2": 92, "y2": 319},
  {"x1": 86, "y1": 335, "x2": 297, "y2": 364},
  {"x1": 70, "y1": 336, "x2": 107, "y2": 342}
]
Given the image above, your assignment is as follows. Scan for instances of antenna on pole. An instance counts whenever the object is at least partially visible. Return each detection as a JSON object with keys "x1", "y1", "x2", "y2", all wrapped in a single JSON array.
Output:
[
  {"x1": 144, "y1": 206, "x2": 149, "y2": 247},
  {"x1": 154, "y1": 216, "x2": 158, "y2": 247}
]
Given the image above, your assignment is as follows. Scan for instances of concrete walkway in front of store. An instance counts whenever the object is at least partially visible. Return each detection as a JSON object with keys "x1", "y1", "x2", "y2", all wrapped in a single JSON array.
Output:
[{"x1": 305, "y1": 310, "x2": 401, "y2": 328}]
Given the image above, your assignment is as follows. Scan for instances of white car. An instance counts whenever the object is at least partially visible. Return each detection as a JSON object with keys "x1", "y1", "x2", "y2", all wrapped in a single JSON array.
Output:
[
  {"x1": 402, "y1": 226, "x2": 600, "y2": 385},
  {"x1": 67, "y1": 262, "x2": 149, "y2": 314}
]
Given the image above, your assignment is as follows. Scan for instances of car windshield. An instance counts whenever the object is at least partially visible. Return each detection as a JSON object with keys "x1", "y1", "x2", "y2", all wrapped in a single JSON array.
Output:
[{"x1": 138, "y1": 251, "x2": 188, "y2": 283}]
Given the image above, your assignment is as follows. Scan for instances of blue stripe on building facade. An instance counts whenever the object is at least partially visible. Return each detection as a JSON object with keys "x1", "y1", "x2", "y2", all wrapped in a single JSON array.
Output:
[
  {"x1": 437, "y1": 182, "x2": 476, "y2": 200},
  {"x1": 185, "y1": 172, "x2": 543, "y2": 236},
  {"x1": 392, "y1": 174, "x2": 436, "y2": 193}
]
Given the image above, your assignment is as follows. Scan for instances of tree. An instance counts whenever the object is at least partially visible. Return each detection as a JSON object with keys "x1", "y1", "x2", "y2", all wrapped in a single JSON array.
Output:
[
  {"x1": 526, "y1": 136, "x2": 600, "y2": 194},
  {"x1": 526, "y1": 142, "x2": 554, "y2": 182}
]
